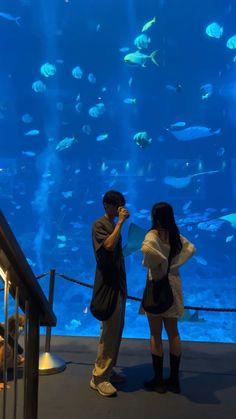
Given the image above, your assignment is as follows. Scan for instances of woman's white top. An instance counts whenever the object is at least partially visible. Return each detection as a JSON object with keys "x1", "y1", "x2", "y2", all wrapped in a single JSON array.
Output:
[{"x1": 141, "y1": 231, "x2": 196, "y2": 317}]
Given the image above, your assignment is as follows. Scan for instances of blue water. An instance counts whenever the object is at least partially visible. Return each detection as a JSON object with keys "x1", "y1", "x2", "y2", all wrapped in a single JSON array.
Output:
[{"x1": 0, "y1": 0, "x2": 236, "y2": 342}]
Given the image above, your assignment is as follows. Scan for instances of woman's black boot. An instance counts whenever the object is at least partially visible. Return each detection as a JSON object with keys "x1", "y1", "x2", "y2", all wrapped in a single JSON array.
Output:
[
  {"x1": 144, "y1": 354, "x2": 167, "y2": 393},
  {"x1": 166, "y1": 353, "x2": 181, "y2": 394}
]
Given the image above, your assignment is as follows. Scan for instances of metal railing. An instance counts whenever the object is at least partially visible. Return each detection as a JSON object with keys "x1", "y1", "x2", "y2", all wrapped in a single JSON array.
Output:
[{"x1": 0, "y1": 210, "x2": 56, "y2": 419}]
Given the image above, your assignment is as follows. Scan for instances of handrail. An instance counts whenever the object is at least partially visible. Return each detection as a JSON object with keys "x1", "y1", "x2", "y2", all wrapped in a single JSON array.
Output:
[
  {"x1": 0, "y1": 210, "x2": 56, "y2": 327},
  {"x1": 0, "y1": 209, "x2": 57, "y2": 419}
]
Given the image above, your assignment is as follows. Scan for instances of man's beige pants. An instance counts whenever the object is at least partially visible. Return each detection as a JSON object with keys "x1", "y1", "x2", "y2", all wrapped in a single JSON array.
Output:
[{"x1": 92, "y1": 292, "x2": 126, "y2": 383}]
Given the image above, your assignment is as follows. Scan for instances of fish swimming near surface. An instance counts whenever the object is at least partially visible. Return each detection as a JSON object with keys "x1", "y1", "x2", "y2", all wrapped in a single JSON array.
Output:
[
  {"x1": 0, "y1": 12, "x2": 21, "y2": 25},
  {"x1": 141, "y1": 17, "x2": 156, "y2": 32},
  {"x1": 124, "y1": 50, "x2": 159, "y2": 67},
  {"x1": 168, "y1": 126, "x2": 221, "y2": 141},
  {"x1": 164, "y1": 169, "x2": 221, "y2": 189}
]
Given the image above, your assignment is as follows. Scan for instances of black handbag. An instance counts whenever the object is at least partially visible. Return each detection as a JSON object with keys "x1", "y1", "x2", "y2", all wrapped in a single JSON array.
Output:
[
  {"x1": 141, "y1": 253, "x2": 173, "y2": 314},
  {"x1": 90, "y1": 283, "x2": 119, "y2": 321}
]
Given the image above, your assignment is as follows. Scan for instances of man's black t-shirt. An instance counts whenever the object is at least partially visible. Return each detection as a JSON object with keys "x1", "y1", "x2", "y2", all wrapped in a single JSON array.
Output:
[{"x1": 92, "y1": 215, "x2": 127, "y2": 296}]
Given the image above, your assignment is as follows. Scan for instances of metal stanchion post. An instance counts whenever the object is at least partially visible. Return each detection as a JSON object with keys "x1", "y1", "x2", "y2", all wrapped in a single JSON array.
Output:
[{"x1": 39, "y1": 269, "x2": 66, "y2": 375}]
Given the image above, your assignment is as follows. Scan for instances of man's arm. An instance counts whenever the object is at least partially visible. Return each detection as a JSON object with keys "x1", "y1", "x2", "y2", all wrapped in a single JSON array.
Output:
[{"x1": 103, "y1": 207, "x2": 130, "y2": 251}]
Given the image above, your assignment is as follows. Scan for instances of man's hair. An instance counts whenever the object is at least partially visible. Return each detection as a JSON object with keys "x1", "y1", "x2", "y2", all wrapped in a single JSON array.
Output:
[{"x1": 103, "y1": 190, "x2": 126, "y2": 207}]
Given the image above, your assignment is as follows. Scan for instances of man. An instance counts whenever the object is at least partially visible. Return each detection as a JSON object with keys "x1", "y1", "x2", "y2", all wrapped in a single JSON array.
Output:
[{"x1": 90, "y1": 190, "x2": 130, "y2": 397}]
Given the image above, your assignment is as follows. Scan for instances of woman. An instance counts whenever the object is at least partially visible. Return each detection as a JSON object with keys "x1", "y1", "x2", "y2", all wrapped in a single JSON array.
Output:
[{"x1": 141, "y1": 202, "x2": 196, "y2": 394}]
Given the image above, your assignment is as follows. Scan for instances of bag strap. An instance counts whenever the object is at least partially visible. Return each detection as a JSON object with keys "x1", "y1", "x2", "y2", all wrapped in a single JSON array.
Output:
[{"x1": 166, "y1": 252, "x2": 172, "y2": 274}]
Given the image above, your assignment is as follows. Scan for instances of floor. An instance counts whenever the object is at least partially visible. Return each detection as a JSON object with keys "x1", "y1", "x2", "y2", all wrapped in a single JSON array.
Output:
[{"x1": 2, "y1": 335, "x2": 236, "y2": 419}]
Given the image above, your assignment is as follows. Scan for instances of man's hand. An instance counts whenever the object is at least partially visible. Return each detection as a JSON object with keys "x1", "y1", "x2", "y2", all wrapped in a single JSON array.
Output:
[{"x1": 118, "y1": 207, "x2": 130, "y2": 223}]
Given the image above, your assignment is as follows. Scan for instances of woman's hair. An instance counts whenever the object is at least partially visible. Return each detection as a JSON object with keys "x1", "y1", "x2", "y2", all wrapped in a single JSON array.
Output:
[
  {"x1": 151, "y1": 202, "x2": 182, "y2": 258},
  {"x1": 103, "y1": 190, "x2": 126, "y2": 207}
]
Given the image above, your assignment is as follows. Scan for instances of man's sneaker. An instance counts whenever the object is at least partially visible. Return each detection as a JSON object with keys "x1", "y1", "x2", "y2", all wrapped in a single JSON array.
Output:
[
  {"x1": 110, "y1": 370, "x2": 127, "y2": 384},
  {"x1": 90, "y1": 378, "x2": 117, "y2": 397}
]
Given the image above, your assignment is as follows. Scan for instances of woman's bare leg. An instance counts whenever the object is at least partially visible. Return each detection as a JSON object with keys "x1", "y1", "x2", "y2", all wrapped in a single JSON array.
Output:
[
  {"x1": 147, "y1": 315, "x2": 163, "y2": 356},
  {"x1": 163, "y1": 318, "x2": 181, "y2": 355}
]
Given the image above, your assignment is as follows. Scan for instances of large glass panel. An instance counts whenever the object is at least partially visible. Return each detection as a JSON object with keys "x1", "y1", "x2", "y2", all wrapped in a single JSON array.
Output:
[{"x1": 0, "y1": 0, "x2": 235, "y2": 342}]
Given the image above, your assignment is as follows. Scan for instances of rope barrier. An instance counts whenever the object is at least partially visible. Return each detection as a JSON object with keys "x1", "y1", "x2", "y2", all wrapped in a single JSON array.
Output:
[
  {"x1": 56, "y1": 273, "x2": 236, "y2": 313},
  {"x1": 36, "y1": 272, "x2": 50, "y2": 280}
]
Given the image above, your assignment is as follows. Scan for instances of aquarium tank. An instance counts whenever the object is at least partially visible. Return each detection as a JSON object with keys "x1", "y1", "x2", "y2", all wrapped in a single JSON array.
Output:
[{"x1": 0, "y1": 0, "x2": 235, "y2": 342}]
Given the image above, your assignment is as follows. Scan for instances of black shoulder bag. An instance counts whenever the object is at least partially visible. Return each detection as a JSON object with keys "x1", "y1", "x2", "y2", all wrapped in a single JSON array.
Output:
[{"x1": 141, "y1": 253, "x2": 173, "y2": 314}]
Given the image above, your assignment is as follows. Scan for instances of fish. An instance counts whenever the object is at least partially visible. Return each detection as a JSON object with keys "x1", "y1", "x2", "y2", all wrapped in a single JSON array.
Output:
[
  {"x1": 166, "y1": 83, "x2": 182, "y2": 93},
  {"x1": 133, "y1": 131, "x2": 152, "y2": 148},
  {"x1": 141, "y1": 17, "x2": 156, "y2": 32},
  {"x1": 101, "y1": 162, "x2": 108, "y2": 172},
  {"x1": 164, "y1": 169, "x2": 221, "y2": 189},
  {"x1": 88, "y1": 103, "x2": 105, "y2": 118},
  {"x1": 56, "y1": 136, "x2": 76, "y2": 151},
  {"x1": 205, "y1": 22, "x2": 223, "y2": 39},
  {"x1": 21, "y1": 151, "x2": 36, "y2": 156},
  {"x1": 72, "y1": 66, "x2": 83, "y2": 79},
  {"x1": 226, "y1": 235, "x2": 234, "y2": 243},
  {"x1": 0, "y1": 12, "x2": 21, "y2": 25},
  {"x1": 168, "y1": 126, "x2": 221, "y2": 141},
  {"x1": 72, "y1": 246, "x2": 79, "y2": 252},
  {"x1": 75, "y1": 102, "x2": 82, "y2": 113},
  {"x1": 123, "y1": 98, "x2": 136, "y2": 104},
  {"x1": 216, "y1": 147, "x2": 225, "y2": 157},
  {"x1": 32, "y1": 80, "x2": 46, "y2": 93},
  {"x1": 219, "y1": 213, "x2": 236, "y2": 227},
  {"x1": 65, "y1": 319, "x2": 81, "y2": 331},
  {"x1": 134, "y1": 34, "x2": 151, "y2": 50},
  {"x1": 197, "y1": 220, "x2": 224, "y2": 232},
  {"x1": 200, "y1": 83, "x2": 213, "y2": 100},
  {"x1": 119, "y1": 47, "x2": 130, "y2": 53},
  {"x1": 57, "y1": 235, "x2": 67, "y2": 242},
  {"x1": 96, "y1": 133, "x2": 109, "y2": 142},
  {"x1": 40, "y1": 63, "x2": 56, "y2": 77},
  {"x1": 124, "y1": 50, "x2": 159, "y2": 67},
  {"x1": 24, "y1": 129, "x2": 39, "y2": 136},
  {"x1": 62, "y1": 191, "x2": 73, "y2": 198},
  {"x1": 82, "y1": 124, "x2": 91, "y2": 135},
  {"x1": 193, "y1": 255, "x2": 208, "y2": 266},
  {"x1": 183, "y1": 200, "x2": 192, "y2": 213},
  {"x1": 21, "y1": 113, "x2": 33, "y2": 123},
  {"x1": 180, "y1": 310, "x2": 205, "y2": 323},
  {"x1": 170, "y1": 121, "x2": 186, "y2": 129},
  {"x1": 88, "y1": 73, "x2": 96, "y2": 84},
  {"x1": 226, "y1": 35, "x2": 236, "y2": 49}
]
